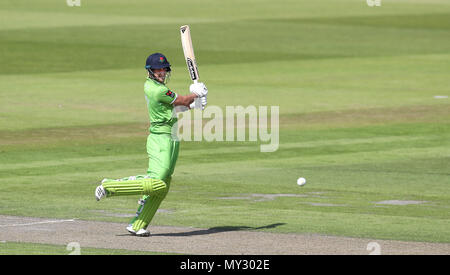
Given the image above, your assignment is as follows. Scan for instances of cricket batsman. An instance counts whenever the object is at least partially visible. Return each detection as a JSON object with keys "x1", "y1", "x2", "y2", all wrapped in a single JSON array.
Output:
[{"x1": 94, "y1": 53, "x2": 208, "y2": 236}]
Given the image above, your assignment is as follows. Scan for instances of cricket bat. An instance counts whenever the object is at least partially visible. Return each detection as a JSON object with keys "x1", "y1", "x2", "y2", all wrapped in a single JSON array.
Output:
[{"x1": 180, "y1": 25, "x2": 202, "y2": 108}]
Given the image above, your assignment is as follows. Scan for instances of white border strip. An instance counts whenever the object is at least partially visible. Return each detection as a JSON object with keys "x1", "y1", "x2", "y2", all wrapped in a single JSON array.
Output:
[{"x1": 0, "y1": 219, "x2": 76, "y2": 227}]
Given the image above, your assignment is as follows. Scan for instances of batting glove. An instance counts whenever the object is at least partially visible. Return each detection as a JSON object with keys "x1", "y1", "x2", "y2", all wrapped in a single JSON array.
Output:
[
  {"x1": 188, "y1": 95, "x2": 207, "y2": 110},
  {"x1": 189, "y1": 82, "x2": 208, "y2": 97},
  {"x1": 201, "y1": 95, "x2": 207, "y2": 110}
]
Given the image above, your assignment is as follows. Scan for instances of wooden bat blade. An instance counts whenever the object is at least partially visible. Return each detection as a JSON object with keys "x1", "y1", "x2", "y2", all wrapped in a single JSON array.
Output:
[{"x1": 180, "y1": 25, "x2": 199, "y2": 82}]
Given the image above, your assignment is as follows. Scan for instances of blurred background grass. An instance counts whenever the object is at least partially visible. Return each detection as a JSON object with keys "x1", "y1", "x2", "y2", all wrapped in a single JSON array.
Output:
[{"x1": 0, "y1": 0, "x2": 449, "y2": 243}]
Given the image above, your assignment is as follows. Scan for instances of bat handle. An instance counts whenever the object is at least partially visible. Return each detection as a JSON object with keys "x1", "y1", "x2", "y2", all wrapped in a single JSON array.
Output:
[{"x1": 193, "y1": 79, "x2": 202, "y2": 109}]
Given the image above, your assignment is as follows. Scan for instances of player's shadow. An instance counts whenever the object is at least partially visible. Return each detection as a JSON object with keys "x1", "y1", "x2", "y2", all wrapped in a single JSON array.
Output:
[{"x1": 150, "y1": 223, "x2": 286, "y2": 237}]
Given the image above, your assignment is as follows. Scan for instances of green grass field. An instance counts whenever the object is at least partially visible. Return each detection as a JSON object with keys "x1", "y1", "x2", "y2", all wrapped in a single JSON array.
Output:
[
  {"x1": 0, "y1": 241, "x2": 172, "y2": 255},
  {"x1": 0, "y1": 0, "x2": 449, "y2": 254}
]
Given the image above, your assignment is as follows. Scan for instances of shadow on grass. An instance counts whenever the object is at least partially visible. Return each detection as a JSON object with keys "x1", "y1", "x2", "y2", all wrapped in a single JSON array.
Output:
[{"x1": 150, "y1": 223, "x2": 286, "y2": 237}]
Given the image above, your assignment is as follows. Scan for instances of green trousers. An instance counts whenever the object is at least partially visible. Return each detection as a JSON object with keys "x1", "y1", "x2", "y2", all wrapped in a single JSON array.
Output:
[{"x1": 102, "y1": 133, "x2": 179, "y2": 231}]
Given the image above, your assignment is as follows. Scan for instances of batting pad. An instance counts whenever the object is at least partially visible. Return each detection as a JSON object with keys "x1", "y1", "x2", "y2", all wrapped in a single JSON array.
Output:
[
  {"x1": 128, "y1": 194, "x2": 150, "y2": 226},
  {"x1": 101, "y1": 178, "x2": 167, "y2": 197},
  {"x1": 132, "y1": 176, "x2": 171, "y2": 231}
]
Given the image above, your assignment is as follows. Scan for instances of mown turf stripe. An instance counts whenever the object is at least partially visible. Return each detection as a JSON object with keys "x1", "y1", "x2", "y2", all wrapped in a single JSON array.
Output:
[
  {"x1": 1, "y1": 145, "x2": 448, "y2": 180},
  {"x1": 265, "y1": 13, "x2": 450, "y2": 30},
  {"x1": 0, "y1": 134, "x2": 441, "y2": 171}
]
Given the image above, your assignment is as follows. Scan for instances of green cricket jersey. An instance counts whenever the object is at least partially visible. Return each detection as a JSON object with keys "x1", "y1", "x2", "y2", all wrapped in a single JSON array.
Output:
[{"x1": 144, "y1": 78, "x2": 178, "y2": 134}]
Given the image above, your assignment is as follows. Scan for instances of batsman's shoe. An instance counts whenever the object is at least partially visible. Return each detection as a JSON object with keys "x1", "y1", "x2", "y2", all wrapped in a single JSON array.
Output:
[
  {"x1": 135, "y1": 229, "x2": 151, "y2": 237},
  {"x1": 95, "y1": 185, "x2": 106, "y2": 201},
  {"x1": 126, "y1": 224, "x2": 136, "y2": 235}
]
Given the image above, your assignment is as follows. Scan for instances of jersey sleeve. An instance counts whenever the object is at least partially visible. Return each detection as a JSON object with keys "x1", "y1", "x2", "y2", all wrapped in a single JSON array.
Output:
[{"x1": 155, "y1": 86, "x2": 178, "y2": 105}]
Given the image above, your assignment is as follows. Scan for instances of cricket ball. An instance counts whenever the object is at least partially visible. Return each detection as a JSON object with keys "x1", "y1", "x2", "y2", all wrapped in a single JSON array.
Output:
[{"x1": 297, "y1": 177, "x2": 306, "y2": 186}]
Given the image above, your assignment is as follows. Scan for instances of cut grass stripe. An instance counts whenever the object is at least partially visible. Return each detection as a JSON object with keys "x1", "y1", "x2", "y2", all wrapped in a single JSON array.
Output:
[{"x1": 0, "y1": 134, "x2": 443, "y2": 171}]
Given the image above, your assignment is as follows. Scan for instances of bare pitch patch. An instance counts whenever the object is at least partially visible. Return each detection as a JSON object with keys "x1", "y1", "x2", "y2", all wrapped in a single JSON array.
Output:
[
  {"x1": 375, "y1": 200, "x2": 428, "y2": 206},
  {"x1": 216, "y1": 193, "x2": 324, "y2": 202},
  {"x1": 307, "y1": 202, "x2": 346, "y2": 207},
  {"x1": 0, "y1": 215, "x2": 449, "y2": 255}
]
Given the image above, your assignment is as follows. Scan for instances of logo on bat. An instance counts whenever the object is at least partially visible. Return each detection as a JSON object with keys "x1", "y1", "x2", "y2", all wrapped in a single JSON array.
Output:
[{"x1": 186, "y1": 58, "x2": 198, "y2": 80}]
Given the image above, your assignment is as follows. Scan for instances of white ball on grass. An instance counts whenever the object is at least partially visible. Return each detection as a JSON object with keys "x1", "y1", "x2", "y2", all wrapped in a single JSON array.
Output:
[{"x1": 297, "y1": 177, "x2": 306, "y2": 186}]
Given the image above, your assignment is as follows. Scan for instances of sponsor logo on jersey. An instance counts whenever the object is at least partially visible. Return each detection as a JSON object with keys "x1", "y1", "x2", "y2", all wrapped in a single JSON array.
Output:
[{"x1": 166, "y1": 90, "x2": 175, "y2": 98}]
